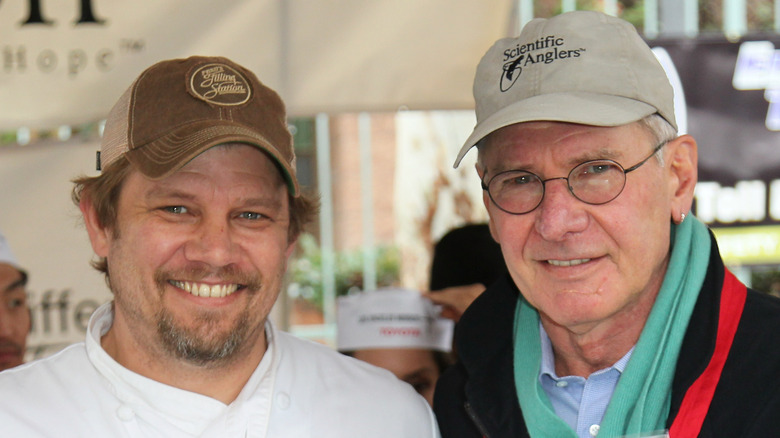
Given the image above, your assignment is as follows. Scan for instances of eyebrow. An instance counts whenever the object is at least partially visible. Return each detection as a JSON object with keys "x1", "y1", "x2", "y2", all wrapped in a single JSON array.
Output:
[
  {"x1": 145, "y1": 187, "x2": 283, "y2": 209},
  {"x1": 144, "y1": 187, "x2": 197, "y2": 202},
  {"x1": 495, "y1": 146, "x2": 625, "y2": 175},
  {"x1": 3, "y1": 275, "x2": 26, "y2": 294},
  {"x1": 402, "y1": 368, "x2": 435, "y2": 382},
  {"x1": 570, "y1": 147, "x2": 622, "y2": 164}
]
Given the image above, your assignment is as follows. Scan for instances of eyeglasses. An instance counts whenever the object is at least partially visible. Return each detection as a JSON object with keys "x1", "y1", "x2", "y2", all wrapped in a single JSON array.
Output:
[{"x1": 481, "y1": 141, "x2": 668, "y2": 215}]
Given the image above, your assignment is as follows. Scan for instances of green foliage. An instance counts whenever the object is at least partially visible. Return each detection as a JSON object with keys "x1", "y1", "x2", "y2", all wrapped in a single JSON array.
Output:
[
  {"x1": 536, "y1": 0, "x2": 645, "y2": 31},
  {"x1": 286, "y1": 233, "x2": 401, "y2": 310},
  {"x1": 0, "y1": 131, "x2": 17, "y2": 146},
  {"x1": 620, "y1": 2, "x2": 645, "y2": 30}
]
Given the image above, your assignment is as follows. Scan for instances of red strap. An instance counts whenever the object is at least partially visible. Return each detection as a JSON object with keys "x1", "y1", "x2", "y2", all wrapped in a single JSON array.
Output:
[{"x1": 669, "y1": 269, "x2": 746, "y2": 437}]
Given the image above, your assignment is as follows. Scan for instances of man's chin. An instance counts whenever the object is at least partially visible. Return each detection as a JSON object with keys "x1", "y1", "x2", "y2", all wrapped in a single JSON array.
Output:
[{"x1": 157, "y1": 314, "x2": 251, "y2": 366}]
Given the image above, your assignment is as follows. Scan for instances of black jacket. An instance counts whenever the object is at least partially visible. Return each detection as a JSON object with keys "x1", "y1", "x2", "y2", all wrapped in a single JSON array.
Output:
[{"x1": 433, "y1": 235, "x2": 780, "y2": 437}]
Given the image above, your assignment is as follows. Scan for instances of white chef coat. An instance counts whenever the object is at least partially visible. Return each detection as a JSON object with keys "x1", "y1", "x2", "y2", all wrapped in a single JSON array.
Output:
[{"x1": 0, "y1": 303, "x2": 440, "y2": 437}]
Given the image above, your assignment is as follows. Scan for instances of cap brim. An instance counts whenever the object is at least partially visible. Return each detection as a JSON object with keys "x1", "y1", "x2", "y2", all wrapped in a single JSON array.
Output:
[
  {"x1": 453, "y1": 92, "x2": 658, "y2": 168},
  {"x1": 125, "y1": 120, "x2": 299, "y2": 196}
]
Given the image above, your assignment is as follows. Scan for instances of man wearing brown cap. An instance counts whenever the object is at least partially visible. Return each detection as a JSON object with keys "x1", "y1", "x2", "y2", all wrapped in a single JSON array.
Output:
[
  {"x1": 0, "y1": 230, "x2": 30, "y2": 371},
  {"x1": 0, "y1": 56, "x2": 439, "y2": 437},
  {"x1": 434, "y1": 11, "x2": 780, "y2": 438}
]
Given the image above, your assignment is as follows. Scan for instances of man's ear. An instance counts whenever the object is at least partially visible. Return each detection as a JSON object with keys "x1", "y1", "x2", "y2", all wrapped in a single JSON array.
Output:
[
  {"x1": 79, "y1": 196, "x2": 111, "y2": 258},
  {"x1": 285, "y1": 238, "x2": 297, "y2": 260},
  {"x1": 666, "y1": 134, "x2": 698, "y2": 223},
  {"x1": 475, "y1": 162, "x2": 490, "y2": 211}
]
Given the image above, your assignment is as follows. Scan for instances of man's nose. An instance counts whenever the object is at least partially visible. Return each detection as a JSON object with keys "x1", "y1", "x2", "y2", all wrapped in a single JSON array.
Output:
[
  {"x1": 184, "y1": 218, "x2": 238, "y2": 267},
  {"x1": 534, "y1": 179, "x2": 589, "y2": 241}
]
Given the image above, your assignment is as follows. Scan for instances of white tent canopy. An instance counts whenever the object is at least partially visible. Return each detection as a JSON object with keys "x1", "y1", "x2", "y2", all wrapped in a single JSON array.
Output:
[
  {"x1": 1, "y1": 0, "x2": 514, "y2": 354},
  {"x1": 1, "y1": 0, "x2": 514, "y2": 130}
]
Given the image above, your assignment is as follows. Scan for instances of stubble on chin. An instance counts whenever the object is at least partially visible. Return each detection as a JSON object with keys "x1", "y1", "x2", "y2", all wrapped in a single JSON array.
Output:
[
  {"x1": 153, "y1": 265, "x2": 266, "y2": 367},
  {"x1": 156, "y1": 308, "x2": 251, "y2": 367},
  {"x1": 107, "y1": 264, "x2": 267, "y2": 367}
]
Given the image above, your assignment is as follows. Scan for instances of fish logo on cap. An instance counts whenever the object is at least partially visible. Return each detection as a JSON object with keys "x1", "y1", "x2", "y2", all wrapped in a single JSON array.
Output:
[{"x1": 500, "y1": 56, "x2": 524, "y2": 92}]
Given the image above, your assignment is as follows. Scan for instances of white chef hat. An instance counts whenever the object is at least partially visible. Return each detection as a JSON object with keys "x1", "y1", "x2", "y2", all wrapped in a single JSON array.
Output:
[
  {"x1": 337, "y1": 288, "x2": 454, "y2": 352},
  {"x1": 0, "y1": 229, "x2": 20, "y2": 270}
]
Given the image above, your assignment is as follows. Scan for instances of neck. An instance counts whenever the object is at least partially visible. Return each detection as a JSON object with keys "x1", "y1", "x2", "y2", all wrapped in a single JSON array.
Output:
[
  {"x1": 541, "y1": 286, "x2": 659, "y2": 377},
  {"x1": 101, "y1": 316, "x2": 268, "y2": 404}
]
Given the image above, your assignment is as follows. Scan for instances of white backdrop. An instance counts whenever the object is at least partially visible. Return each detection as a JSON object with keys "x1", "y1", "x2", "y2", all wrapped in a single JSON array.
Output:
[
  {"x1": 0, "y1": 0, "x2": 515, "y2": 357},
  {"x1": 0, "y1": 139, "x2": 109, "y2": 359}
]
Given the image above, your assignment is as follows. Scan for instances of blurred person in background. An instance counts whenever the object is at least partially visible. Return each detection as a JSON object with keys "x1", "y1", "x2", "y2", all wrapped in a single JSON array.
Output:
[
  {"x1": 0, "y1": 230, "x2": 30, "y2": 371},
  {"x1": 337, "y1": 288, "x2": 454, "y2": 406},
  {"x1": 425, "y1": 223, "x2": 508, "y2": 323}
]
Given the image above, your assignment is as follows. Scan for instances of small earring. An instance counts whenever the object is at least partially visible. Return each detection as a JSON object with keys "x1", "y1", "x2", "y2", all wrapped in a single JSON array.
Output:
[{"x1": 680, "y1": 213, "x2": 686, "y2": 223}]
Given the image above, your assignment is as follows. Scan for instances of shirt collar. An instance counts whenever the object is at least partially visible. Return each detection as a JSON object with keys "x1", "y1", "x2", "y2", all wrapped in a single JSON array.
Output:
[
  {"x1": 85, "y1": 302, "x2": 278, "y2": 435},
  {"x1": 539, "y1": 321, "x2": 634, "y2": 380}
]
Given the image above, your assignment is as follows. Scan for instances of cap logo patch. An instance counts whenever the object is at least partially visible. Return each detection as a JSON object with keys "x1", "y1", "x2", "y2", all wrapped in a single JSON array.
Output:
[
  {"x1": 190, "y1": 63, "x2": 251, "y2": 106},
  {"x1": 500, "y1": 35, "x2": 585, "y2": 92}
]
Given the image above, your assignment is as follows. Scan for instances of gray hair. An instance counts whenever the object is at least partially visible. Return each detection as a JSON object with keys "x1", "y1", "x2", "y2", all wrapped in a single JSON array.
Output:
[{"x1": 637, "y1": 113, "x2": 678, "y2": 166}]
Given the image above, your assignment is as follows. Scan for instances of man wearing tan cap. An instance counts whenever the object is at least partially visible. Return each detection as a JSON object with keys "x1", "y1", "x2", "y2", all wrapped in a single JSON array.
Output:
[
  {"x1": 0, "y1": 230, "x2": 30, "y2": 371},
  {"x1": 434, "y1": 11, "x2": 780, "y2": 438},
  {"x1": 0, "y1": 56, "x2": 439, "y2": 437}
]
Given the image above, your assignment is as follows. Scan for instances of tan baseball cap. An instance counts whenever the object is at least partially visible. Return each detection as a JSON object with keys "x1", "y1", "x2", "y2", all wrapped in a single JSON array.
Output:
[
  {"x1": 454, "y1": 11, "x2": 677, "y2": 168},
  {"x1": 99, "y1": 56, "x2": 299, "y2": 196}
]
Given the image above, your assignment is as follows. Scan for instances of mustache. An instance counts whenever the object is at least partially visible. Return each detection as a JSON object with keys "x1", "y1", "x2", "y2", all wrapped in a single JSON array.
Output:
[{"x1": 154, "y1": 264, "x2": 263, "y2": 292}]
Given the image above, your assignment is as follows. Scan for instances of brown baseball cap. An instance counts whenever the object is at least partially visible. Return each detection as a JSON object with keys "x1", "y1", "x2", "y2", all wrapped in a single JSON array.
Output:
[
  {"x1": 99, "y1": 56, "x2": 299, "y2": 196},
  {"x1": 454, "y1": 11, "x2": 677, "y2": 168}
]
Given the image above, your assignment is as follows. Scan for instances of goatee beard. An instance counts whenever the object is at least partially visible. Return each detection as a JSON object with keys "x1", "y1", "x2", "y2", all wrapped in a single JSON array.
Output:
[
  {"x1": 152, "y1": 265, "x2": 264, "y2": 367},
  {"x1": 157, "y1": 309, "x2": 249, "y2": 367}
]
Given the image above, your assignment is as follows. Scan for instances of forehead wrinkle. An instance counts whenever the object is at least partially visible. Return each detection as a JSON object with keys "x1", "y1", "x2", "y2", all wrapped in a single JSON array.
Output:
[
  {"x1": 564, "y1": 146, "x2": 622, "y2": 166},
  {"x1": 239, "y1": 194, "x2": 283, "y2": 211},
  {"x1": 494, "y1": 145, "x2": 622, "y2": 176},
  {"x1": 488, "y1": 121, "x2": 644, "y2": 172},
  {"x1": 143, "y1": 184, "x2": 198, "y2": 203},
  {"x1": 142, "y1": 162, "x2": 285, "y2": 201},
  {"x1": 541, "y1": 127, "x2": 627, "y2": 166}
]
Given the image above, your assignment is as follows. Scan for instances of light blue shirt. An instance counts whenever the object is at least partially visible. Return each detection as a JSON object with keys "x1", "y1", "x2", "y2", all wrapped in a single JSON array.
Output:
[{"x1": 539, "y1": 323, "x2": 633, "y2": 438}]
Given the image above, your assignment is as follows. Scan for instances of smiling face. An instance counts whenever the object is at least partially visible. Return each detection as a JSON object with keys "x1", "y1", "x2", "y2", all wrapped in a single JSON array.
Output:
[
  {"x1": 478, "y1": 121, "x2": 694, "y2": 335},
  {"x1": 0, "y1": 264, "x2": 29, "y2": 370},
  {"x1": 82, "y1": 144, "x2": 294, "y2": 369}
]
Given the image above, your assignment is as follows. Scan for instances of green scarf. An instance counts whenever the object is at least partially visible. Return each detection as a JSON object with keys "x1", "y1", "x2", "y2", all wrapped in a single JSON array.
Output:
[{"x1": 513, "y1": 215, "x2": 711, "y2": 437}]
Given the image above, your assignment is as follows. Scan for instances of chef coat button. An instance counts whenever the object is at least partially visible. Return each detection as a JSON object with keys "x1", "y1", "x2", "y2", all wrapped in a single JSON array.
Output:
[
  {"x1": 117, "y1": 405, "x2": 135, "y2": 421},
  {"x1": 276, "y1": 392, "x2": 291, "y2": 410},
  {"x1": 589, "y1": 424, "x2": 600, "y2": 437},
  {"x1": 555, "y1": 380, "x2": 568, "y2": 388}
]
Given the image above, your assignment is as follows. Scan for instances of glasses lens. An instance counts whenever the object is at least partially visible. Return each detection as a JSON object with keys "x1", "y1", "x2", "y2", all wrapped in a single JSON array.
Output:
[
  {"x1": 569, "y1": 160, "x2": 626, "y2": 204},
  {"x1": 488, "y1": 171, "x2": 543, "y2": 214}
]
